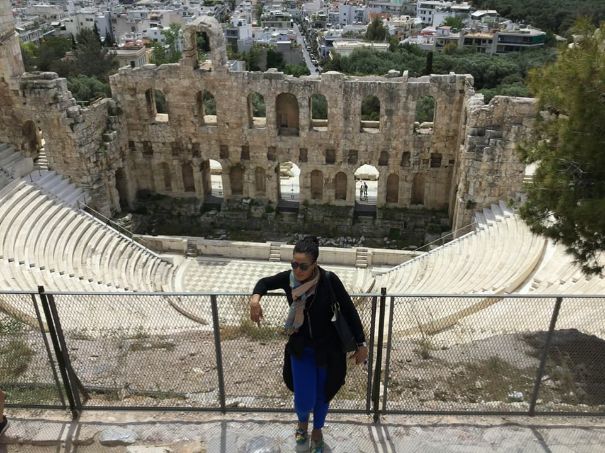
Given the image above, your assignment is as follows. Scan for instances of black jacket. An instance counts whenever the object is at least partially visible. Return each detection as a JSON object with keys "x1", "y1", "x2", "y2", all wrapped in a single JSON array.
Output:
[{"x1": 252, "y1": 266, "x2": 366, "y2": 402}]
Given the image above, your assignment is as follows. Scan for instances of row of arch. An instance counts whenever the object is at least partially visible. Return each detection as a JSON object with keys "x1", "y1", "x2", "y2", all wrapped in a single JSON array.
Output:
[
  {"x1": 149, "y1": 160, "x2": 428, "y2": 206},
  {"x1": 144, "y1": 89, "x2": 436, "y2": 135}
]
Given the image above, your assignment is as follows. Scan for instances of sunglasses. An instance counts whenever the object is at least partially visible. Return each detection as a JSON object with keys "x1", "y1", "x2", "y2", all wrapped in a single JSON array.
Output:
[{"x1": 291, "y1": 261, "x2": 314, "y2": 271}]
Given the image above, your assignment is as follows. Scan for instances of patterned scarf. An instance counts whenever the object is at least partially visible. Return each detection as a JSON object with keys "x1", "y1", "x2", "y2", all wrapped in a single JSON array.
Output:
[{"x1": 285, "y1": 268, "x2": 320, "y2": 335}]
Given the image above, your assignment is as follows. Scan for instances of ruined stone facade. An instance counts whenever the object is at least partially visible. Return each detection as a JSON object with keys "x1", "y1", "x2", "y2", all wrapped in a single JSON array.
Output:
[{"x1": 0, "y1": 7, "x2": 536, "y2": 230}]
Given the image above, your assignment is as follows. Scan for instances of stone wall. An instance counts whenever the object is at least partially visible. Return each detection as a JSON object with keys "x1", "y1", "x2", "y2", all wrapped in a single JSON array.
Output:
[
  {"x1": 451, "y1": 94, "x2": 537, "y2": 231},
  {"x1": 0, "y1": 6, "x2": 539, "y2": 231},
  {"x1": 135, "y1": 234, "x2": 420, "y2": 267}
]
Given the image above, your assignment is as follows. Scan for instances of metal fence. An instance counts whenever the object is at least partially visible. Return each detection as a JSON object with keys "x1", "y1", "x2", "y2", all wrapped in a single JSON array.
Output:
[{"x1": 1, "y1": 289, "x2": 604, "y2": 419}]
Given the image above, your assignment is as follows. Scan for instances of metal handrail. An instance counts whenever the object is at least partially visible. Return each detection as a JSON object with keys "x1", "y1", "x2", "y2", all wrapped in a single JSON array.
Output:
[{"x1": 412, "y1": 221, "x2": 477, "y2": 253}]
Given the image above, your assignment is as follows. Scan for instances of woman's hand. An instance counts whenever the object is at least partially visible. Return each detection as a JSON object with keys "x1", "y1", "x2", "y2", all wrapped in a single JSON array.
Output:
[
  {"x1": 249, "y1": 294, "x2": 263, "y2": 326},
  {"x1": 350, "y1": 345, "x2": 368, "y2": 365}
]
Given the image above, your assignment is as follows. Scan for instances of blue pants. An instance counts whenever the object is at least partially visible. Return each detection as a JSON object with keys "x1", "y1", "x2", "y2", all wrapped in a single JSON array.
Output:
[{"x1": 290, "y1": 347, "x2": 329, "y2": 430}]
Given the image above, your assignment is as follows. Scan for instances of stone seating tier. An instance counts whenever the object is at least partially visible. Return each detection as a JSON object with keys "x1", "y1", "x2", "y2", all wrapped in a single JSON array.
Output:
[{"x1": 0, "y1": 174, "x2": 175, "y2": 293}]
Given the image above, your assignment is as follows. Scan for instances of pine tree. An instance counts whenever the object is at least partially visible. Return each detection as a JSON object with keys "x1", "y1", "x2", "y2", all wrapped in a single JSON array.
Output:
[{"x1": 519, "y1": 21, "x2": 605, "y2": 274}]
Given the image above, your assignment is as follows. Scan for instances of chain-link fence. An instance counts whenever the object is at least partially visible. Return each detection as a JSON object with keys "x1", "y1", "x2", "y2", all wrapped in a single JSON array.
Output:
[{"x1": 1, "y1": 290, "x2": 604, "y2": 417}]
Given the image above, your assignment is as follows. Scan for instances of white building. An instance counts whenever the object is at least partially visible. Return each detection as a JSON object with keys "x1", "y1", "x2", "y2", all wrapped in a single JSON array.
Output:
[{"x1": 331, "y1": 40, "x2": 389, "y2": 57}]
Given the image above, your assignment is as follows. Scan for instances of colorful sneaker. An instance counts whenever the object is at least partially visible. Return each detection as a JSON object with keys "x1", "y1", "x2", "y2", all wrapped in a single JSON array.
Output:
[
  {"x1": 0, "y1": 415, "x2": 8, "y2": 437},
  {"x1": 295, "y1": 428, "x2": 308, "y2": 445},
  {"x1": 310, "y1": 438, "x2": 324, "y2": 453}
]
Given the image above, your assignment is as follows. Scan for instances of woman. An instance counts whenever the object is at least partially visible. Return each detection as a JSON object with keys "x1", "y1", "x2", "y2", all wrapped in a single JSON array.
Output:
[
  {"x1": 0, "y1": 389, "x2": 8, "y2": 436},
  {"x1": 250, "y1": 236, "x2": 368, "y2": 452}
]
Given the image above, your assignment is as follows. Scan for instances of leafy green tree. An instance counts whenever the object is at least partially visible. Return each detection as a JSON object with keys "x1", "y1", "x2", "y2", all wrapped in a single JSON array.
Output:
[
  {"x1": 284, "y1": 64, "x2": 310, "y2": 77},
  {"x1": 519, "y1": 22, "x2": 605, "y2": 274},
  {"x1": 72, "y1": 28, "x2": 117, "y2": 81},
  {"x1": 365, "y1": 17, "x2": 389, "y2": 42},
  {"x1": 424, "y1": 51, "x2": 433, "y2": 75},
  {"x1": 20, "y1": 41, "x2": 38, "y2": 71},
  {"x1": 67, "y1": 75, "x2": 111, "y2": 103},
  {"x1": 266, "y1": 47, "x2": 284, "y2": 69},
  {"x1": 442, "y1": 16, "x2": 464, "y2": 30},
  {"x1": 36, "y1": 36, "x2": 72, "y2": 72},
  {"x1": 150, "y1": 24, "x2": 183, "y2": 65}
]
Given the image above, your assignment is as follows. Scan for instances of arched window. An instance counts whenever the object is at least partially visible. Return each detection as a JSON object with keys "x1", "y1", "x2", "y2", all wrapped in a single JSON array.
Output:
[
  {"x1": 310, "y1": 94, "x2": 328, "y2": 131},
  {"x1": 334, "y1": 172, "x2": 347, "y2": 201},
  {"x1": 279, "y1": 162, "x2": 300, "y2": 201},
  {"x1": 310, "y1": 170, "x2": 323, "y2": 200},
  {"x1": 378, "y1": 151, "x2": 389, "y2": 166},
  {"x1": 160, "y1": 162, "x2": 171, "y2": 192},
  {"x1": 182, "y1": 162, "x2": 195, "y2": 192},
  {"x1": 248, "y1": 92, "x2": 266, "y2": 128},
  {"x1": 430, "y1": 153, "x2": 442, "y2": 168},
  {"x1": 415, "y1": 96, "x2": 435, "y2": 134},
  {"x1": 361, "y1": 95, "x2": 380, "y2": 132},
  {"x1": 230, "y1": 165, "x2": 244, "y2": 196},
  {"x1": 401, "y1": 152, "x2": 411, "y2": 167},
  {"x1": 276, "y1": 93, "x2": 299, "y2": 136},
  {"x1": 154, "y1": 90, "x2": 168, "y2": 122},
  {"x1": 411, "y1": 173, "x2": 425, "y2": 205},
  {"x1": 197, "y1": 90, "x2": 217, "y2": 126},
  {"x1": 386, "y1": 174, "x2": 399, "y2": 203},
  {"x1": 255, "y1": 167, "x2": 266, "y2": 195}
]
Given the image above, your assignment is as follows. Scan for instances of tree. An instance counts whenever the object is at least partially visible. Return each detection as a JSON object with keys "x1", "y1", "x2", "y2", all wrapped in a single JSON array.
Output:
[
  {"x1": 266, "y1": 47, "x2": 284, "y2": 70},
  {"x1": 283, "y1": 64, "x2": 310, "y2": 77},
  {"x1": 519, "y1": 22, "x2": 605, "y2": 274},
  {"x1": 72, "y1": 28, "x2": 117, "y2": 81},
  {"x1": 67, "y1": 75, "x2": 111, "y2": 103},
  {"x1": 365, "y1": 17, "x2": 389, "y2": 42},
  {"x1": 150, "y1": 24, "x2": 183, "y2": 65},
  {"x1": 442, "y1": 16, "x2": 464, "y2": 30}
]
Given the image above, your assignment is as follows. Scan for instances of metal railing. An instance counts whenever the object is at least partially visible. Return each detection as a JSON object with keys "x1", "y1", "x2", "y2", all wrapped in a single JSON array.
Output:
[{"x1": 1, "y1": 289, "x2": 604, "y2": 419}]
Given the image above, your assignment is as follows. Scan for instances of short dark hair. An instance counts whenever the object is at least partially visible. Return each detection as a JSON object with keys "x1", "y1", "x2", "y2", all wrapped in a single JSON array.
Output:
[{"x1": 293, "y1": 236, "x2": 319, "y2": 262}]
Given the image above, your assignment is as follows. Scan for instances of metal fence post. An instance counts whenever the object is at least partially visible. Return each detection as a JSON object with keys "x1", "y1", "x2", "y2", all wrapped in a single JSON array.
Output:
[
  {"x1": 381, "y1": 296, "x2": 395, "y2": 413},
  {"x1": 365, "y1": 295, "x2": 378, "y2": 414},
  {"x1": 372, "y1": 288, "x2": 387, "y2": 423},
  {"x1": 37, "y1": 287, "x2": 80, "y2": 418},
  {"x1": 529, "y1": 297, "x2": 563, "y2": 416},
  {"x1": 210, "y1": 294, "x2": 227, "y2": 413},
  {"x1": 31, "y1": 293, "x2": 66, "y2": 409}
]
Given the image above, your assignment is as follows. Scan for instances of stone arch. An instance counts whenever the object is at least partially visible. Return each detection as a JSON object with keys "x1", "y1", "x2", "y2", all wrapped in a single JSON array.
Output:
[
  {"x1": 230, "y1": 165, "x2": 244, "y2": 196},
  {"x1": 334, "y1": 171, "x2": 347, "y2": 201},
  {"x1": 182, "y1": 16, "x2": 228, "y2": 70},
  {"x1": 255, "y1": 167, "x2": 266, "y2": 195},
  {"x1": 115, "y1": 167, "x2": 129, "y2": 209},
  {"x1": 279, "y1": 161, "x2": 300, "y2": 201},
  {"x1": 386, "y1": 173, "x2": 399, "y2": 203},
  {"x1": 21, "y1": 120, "x2": 41, "y2": 158},
  {"x1": 361, "y1": 95, "x2": 380, "y2": 132},
  {"x1": 310, "y1": 94, "x2": 328, "y2": 131},
  {"x1": 411, "y1": 173, "x2": 425, "y2": 205},
  {"x1": 154, "y1": 89, "x2": 168, "y2": 122},
  {"x1": 208, "y1": 159, "x2": 224, "y2": 197},
  {"x1": 159, "y1": 162, "x2": 171, "y2": 192},
  {"x1": 415, "y1": 95, "x2": 435, "y2": 134},
  {"x1": 354, "y1": 164, "x2": 378, "y2": 204},
  {"x1": 197, "y1": 90, "x2": 217, "y2": 126},
  {"x1": 378, "y1": 151, "x2": 389, "y2": 166},
  {"x1": 182, "y1": 162, "x2": 195, "y2": 192},
  {"x1": 276, "y1": 93, "x2": 299, "y2": 136},
  {"x1": 248, "y1": 92, "x2": 266, "y2": 128},
  {"x1": 310, "y1": 170, "x2": 323, "y2": 200}
]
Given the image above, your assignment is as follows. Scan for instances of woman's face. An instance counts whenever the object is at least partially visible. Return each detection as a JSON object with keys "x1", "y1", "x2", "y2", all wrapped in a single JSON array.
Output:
[{"x1": 291, "y1": 252, "x2": 316, "y2": 281}]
